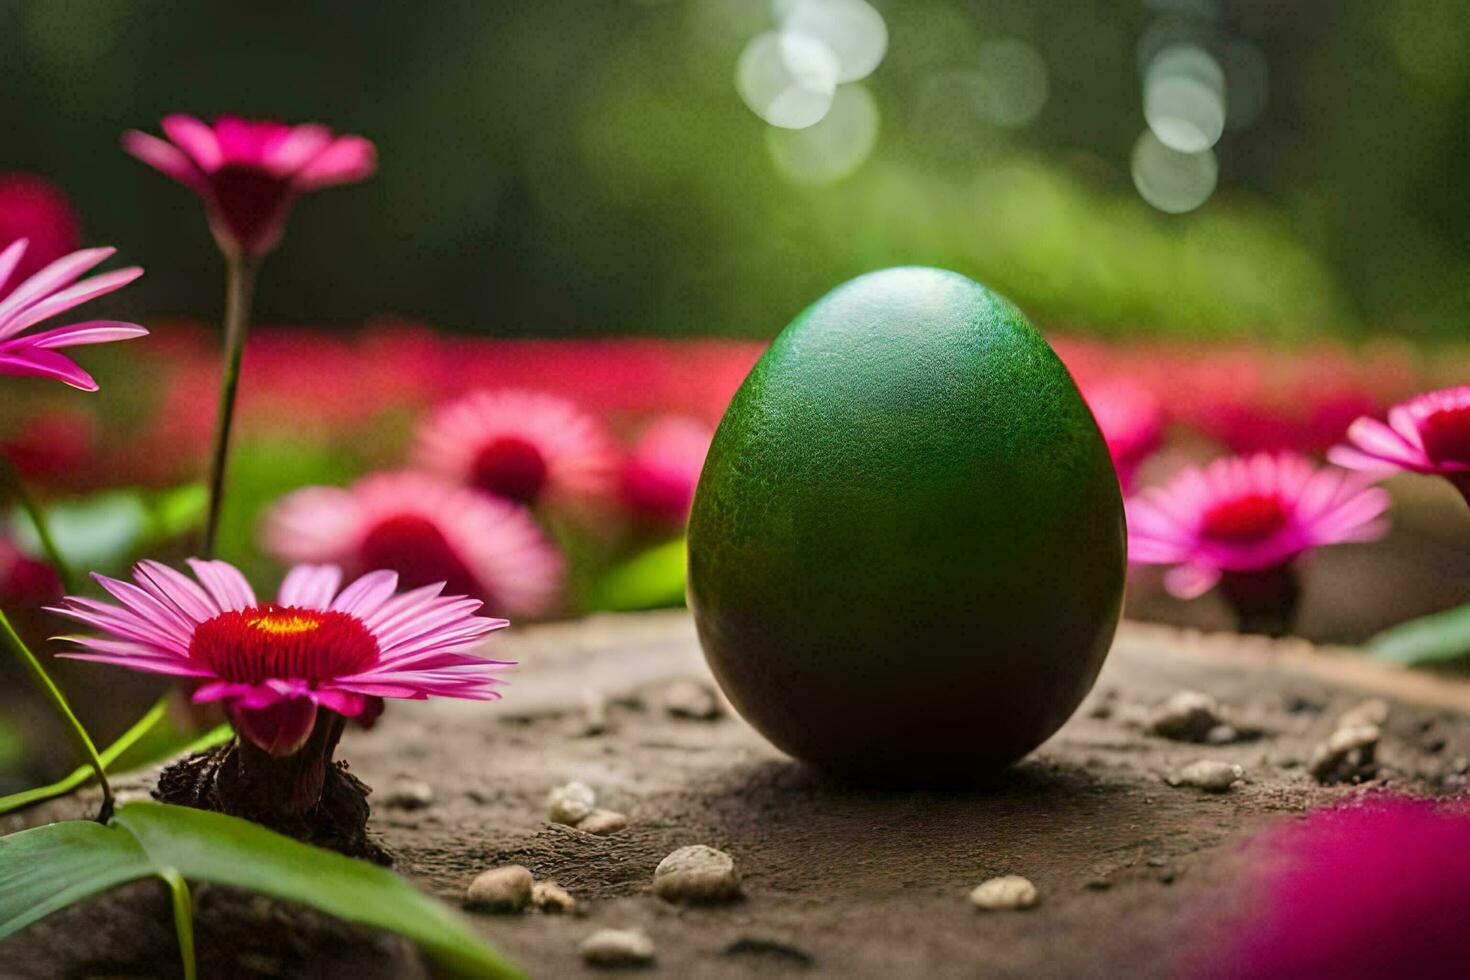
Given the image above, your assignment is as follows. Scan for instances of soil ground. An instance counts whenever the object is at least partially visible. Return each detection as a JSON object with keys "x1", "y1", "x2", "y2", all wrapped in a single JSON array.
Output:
[{"x1": 5, "y1": 611, "x2": 1470, "y2": 978}]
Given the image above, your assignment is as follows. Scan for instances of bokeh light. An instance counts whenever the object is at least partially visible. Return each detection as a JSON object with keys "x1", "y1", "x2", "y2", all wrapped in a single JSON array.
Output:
[
  {"x1": 974, "y1": 38, "x2": 1050, "y2": 128},
  {"x1": 736, "y1": 30, "x2": 840, "y2": 129},
  {"x1": 1131, "y1": 130, "x2": 1217, "y2": 213},
  {"x1": 773, "y1": 0, "x2": 887, "y2": 84},
  {"x1": 1143, "y1": 44, "x2": 1226, "y2": 152},
  {"x1": 766, "y1": 83, "x2": 880, "y2": 184}
]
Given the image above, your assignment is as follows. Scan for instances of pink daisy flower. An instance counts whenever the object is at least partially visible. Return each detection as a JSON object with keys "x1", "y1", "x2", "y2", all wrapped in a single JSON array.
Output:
[
  {"x1": 1081, "y1": 379, "x2": 1164, "y2": 490},
  {"x1": 1329, "y1": 386, "x2": 1470, "y2": 506},
  {"x1": 1127, "y1": 453, "x2": 1389, "y2": 632},
  {"x1": 621, "y1": 415, "x2": 713, "y2": 526},
  {"x1": 0, "y1": 173, "x2": 81, "y2": 286},
  {"x1": 1194, "y1": 798, "x2": 1470, "y2": 979},
  {"x1": 413, "y1": 389, "x2": 617, "y2": 508},
  {"x1": 50, "y1": 559, "x2": 510, "y2": 757},
  {"x1": 264, "y1": 471, "x2": 564, "y2": 618},
  {"x1": 123, "y1": 114, "x2": 376, "y2": 258},
  {"x1": 0, "y1": 240, "x2": 146, "y2": 391}
]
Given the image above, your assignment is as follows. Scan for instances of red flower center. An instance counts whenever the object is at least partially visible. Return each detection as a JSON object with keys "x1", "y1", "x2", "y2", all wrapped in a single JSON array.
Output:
[
  {"x1": 469, "y1": 436, "x2": 549, "y2": 503},
  {"x1": 188, "y1": 605, "x2": 378, "y2": 685},
  {"x1": 359, "y1": 514, "x2": 485, "y2": 601},
  {"x1": 1201, "y1": 492, "x2": 1288, "y2": 541},
  {"x1": 1420, "y1": 405, "x2": 1470, "y2": 466},
  {"x1": 209, "y1": 165, "x2": 294, "y2": 254}
]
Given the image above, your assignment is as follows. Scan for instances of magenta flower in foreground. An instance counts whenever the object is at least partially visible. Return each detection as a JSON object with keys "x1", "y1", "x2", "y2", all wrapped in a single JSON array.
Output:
[
  {"x1": 1127, "y1": 453, "x2": 1388, "y2": 632},
  {"x1": 264, "y1": 471, "x2": 564, "y2": 618},
  {"x1": 51, "y1": 559, "x2": 510, "y2": 757},
  {"x1": 1196, "y1": 798, "x2": 1470, "y2": 979},
  {"x1": 0, "y1": 240, "x2": 146, "y2": 390},
  {"x1": 414, "y1": 389, "x2": 617, "y2": 508},
  {"x1": 1329, "y1": 386, "x2": 1470, "y2": 506},
  {"x1": 123, "y1": 114, "x2": 376, "y2": 258}
]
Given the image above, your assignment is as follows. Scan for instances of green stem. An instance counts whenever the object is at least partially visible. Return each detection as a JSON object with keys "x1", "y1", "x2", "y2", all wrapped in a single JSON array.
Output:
[
  {"x1": 201, "y1": 254, "x2": 260, "y2": 558},
  {"x1": 0, "y1": 607, "x2": 113, "y2": 822},
  {"x1": 0, "y1": 456, "x2": 74, "y2": 593},
  {"x1": 159, "y1": 867, "x2": 198, "y2": 980}
]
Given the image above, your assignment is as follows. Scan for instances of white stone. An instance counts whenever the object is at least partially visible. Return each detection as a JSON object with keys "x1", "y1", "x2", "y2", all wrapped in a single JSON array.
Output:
[
  {"x1": 653, "y1": 844, "x2": 742, "y2": 903},
  {"x1": 531, "y1": 881, "x2": 576, "y2": 914},
  {"x1": 382, "y1": 778, "x2": 434, "y2": 810},
  {"x1": 1337, "y1": 698, "x2": 1389, "y2": 731},
  {"x1": 1170, "y1": 760, "x2": 1243, "y2": 793},
  {"x1": 1148, "y1": 690, "x2": 1224, "y2": 742},
  {"x1": 580, "y1": 928, "x2": 656, "y2": 967},
  {"x1": 547, "y1": 781, "x2": 597, "y2": 826},
  {"x1": 464, "y1": 865, "x2": 533, "y2": 913},
  {"x1": 969, "y1": 875, "x2": 1039, "y2": 911},
  {"x1": 663, "y1": 680, "x2": 723, "y2": 720},
  {"x1": 578, "y1": 809, "x2": 628, "y2": 836}
]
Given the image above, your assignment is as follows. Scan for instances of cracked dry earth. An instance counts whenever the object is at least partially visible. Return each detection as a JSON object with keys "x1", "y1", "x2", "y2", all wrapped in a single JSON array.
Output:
[{"x1": 6, "y1": 611, "x2": 1470, "y2": 978}]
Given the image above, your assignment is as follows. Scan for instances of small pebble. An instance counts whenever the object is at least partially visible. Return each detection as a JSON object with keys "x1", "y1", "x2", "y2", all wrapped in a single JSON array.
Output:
[
  {"x1": 1148, "y1": 691, "x2": 1224, "y2": 742},
  {"x1": 663, "y1": 679, "x2": 723, "y2": 720},
  {"x1": 1169, "y1": 760, "x2": 1243, "y2": 793},
  {"x1": 969, "y1": 875, "x2": 1039, "y2": 911},
  {"x1": 465, "y1": 865, "x2": 533, "y2": 913},
  {"x1": 653, "y1": 845, "x2": 742, "y2": 903},
  {"x1": 1337, "y1": 698, "x2": 1390, "y2": 731},
  {"x1": 577, "y1": 690, "x2": 611, "y2": 736},
  {"x1": 1308, "y1": 724, "x2": 1380, "y2": 784},
  {"x1": 547, "y1": 781, "x2": 597, "y2": 825},
  {"x1": 382, "y1": 778, "x2": 435, "y2": 810},
  {"x1": 578, "y1": 809, "x2": 629, "y2": 836},
  {"x1": 531, "y1": 881, "x2": 577, "y2": 914},
  {"x1": 1204, "y1": 724, "x2": 1239, "y2": 745},
  {"x1": 580, "y1": 928, "x2": 656, "y2": 968}
]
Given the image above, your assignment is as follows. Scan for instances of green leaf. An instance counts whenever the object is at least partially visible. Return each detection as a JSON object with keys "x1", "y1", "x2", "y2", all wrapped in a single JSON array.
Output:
[
  {"x1": 0, "y1": 697, "x2": 229, "y2": 816},
  {"x1": 589, "y1": 537, "x2": 687, "y2": 611},
  {"x1": 1368, "y1": 601, "x2": 1470, "y2": 665},
  {"x1": 0, "y1": 803, "x2": 521, "y2": 979}
]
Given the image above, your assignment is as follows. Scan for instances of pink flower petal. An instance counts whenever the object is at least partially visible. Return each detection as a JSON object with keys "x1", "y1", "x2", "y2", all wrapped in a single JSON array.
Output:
[
  {"x1": 0, "y1": 247, "x2": 115, "y2": 334},
  {"x1": 228, "y1": 695, "x2": 319, "y2": 757},
  {"x1": 0, "y1": 239, "x2": 27, "y2": 296},
  {"x1": 294, "y1": 136, "x2": 377, "y2": 190},
  {"x1": 20, "y1": 320, "x2": 148, "y2": 350},
  {"x1": 186, "y1": 558, "x2": 258, "y2": 611},
  {"x1": 160, "y1": 114, "x2": 223, "y2": 171},
  {"x1": 0, "y1": 267, "x2": 144, "y2": 338},
  {"x1": 122, "y1": 130, "x2": 208, "y2": 191},
  {"x1": 0, "y1": 347, "x2": 97, "y2": 390},
  {"x1": 276, "y1": 564, "x2": 343, "y2": 610}
]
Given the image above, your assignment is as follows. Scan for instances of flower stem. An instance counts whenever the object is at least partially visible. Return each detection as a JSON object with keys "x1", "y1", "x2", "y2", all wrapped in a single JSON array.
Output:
[
  {"x1": 201, "y1": 254, "x2": 260, "y2": 558},
  {"x1": 0, "y1": 607, "x2": 113, "y2": 822},
  {"x1": 0, "y1": 455, "x2": 74, "y2": 593}
]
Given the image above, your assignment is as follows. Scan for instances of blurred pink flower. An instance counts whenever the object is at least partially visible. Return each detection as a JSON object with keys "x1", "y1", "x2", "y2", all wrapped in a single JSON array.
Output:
[
  {"x1": 0, "y1": 408, "x2": 99, "y2": 483},
  {"x1": 1081, "y1": 379, "x2": 1163, "y2": 490},
  {"x1": 51, "y1": 559, "x2": 509, "y2": 757},
  {"x1": 264, "y1": 471, "x2": 564, "y2": 618},
  {"x1": 0, "y1": 173, "x2": 81, "y2": 288},
  {"x1": 123, "y1": 115, "x2": 376, "y2": 258},
  {"x1": 622, "y1": 415, "x2": 712, "y2": 526},
  {"x1": 0, "y1": 535, "x2": 61, "y2": 608},
  {"x1": 1330, "y1": 386, "x2": 1470, "y2": 506},
  {"x1": 0, "y1": 240, "x2": 146, "y2": 391},
  {"x1": 1195, "y1": 797, "x2": 1470, "y2": 979},
  {"x1": 1127, "y1": 454, "x2": 1388, "y2": 632},
  {"x1": 413, "y1": 389, "x2": 617, "y2": 508}
]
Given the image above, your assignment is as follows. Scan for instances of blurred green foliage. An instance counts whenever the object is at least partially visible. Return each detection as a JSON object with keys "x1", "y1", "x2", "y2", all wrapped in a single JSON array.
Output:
[{"x1": 2, "y1": 0, "x2": 1469, "y2": 338}]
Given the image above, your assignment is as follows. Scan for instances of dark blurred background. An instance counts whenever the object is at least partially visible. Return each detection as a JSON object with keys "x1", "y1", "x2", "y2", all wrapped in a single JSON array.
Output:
[{"x1": 3, "y1": 0, "x2": 1470, "y2": 340}]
